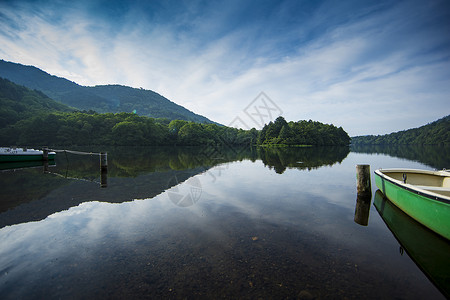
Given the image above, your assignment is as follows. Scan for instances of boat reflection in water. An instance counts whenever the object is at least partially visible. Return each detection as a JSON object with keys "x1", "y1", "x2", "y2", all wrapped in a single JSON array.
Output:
[
  {"x1": 373, "y1": 190, "x2": 450, "y2": 299},
  {"x1": 0, "y1": 160, "x2": 55, "y2": 171}
]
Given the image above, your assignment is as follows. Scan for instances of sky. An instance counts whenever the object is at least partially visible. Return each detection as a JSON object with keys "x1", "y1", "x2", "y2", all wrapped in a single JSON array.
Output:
[{"x1": 0, "y1": 0, "x2": 449, "y2": 136}]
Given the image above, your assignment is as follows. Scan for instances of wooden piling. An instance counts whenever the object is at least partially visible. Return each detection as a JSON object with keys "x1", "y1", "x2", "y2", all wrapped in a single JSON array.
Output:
[
  {"x1": 43, "y1": 147, "x2": 49, "y2": 161},
  {"x1": 355, "y1": 164, "x2": 372, "y2": 226},
  {"x1": 100, "y1": 152, "x2": 108, "y2": 188},
  {"x1": 100, "y1": 152, "x2": 107, "y2": 168},
  {"x1": 356, "y1": 164, "x2": 371, "y2": 197}
]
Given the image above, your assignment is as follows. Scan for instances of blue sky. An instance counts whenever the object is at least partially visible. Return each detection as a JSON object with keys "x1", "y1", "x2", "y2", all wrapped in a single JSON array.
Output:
[{"x1": 0, "y1": 0, "x2": 449, "y2": 135}]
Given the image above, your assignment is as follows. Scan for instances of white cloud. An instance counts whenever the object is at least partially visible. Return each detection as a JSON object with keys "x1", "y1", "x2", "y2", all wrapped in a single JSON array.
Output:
[{"x1": 0, "y1": 0, "x2": 448, "y2": 135}]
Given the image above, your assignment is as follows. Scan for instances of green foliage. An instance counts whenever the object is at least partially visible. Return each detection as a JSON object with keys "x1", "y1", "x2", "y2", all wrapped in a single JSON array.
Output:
[
  {"x1": 0, "y1": 109, "x2": 260, "y2": 147},
  {"x1": 258, "y1": 117, "x2": 350, "y2": 146},
  {"x1": 0, "y1": 75, "x2": 352, "y2": 147},
  {"x1": 0, "y1": 111, "x2": 351, "y2": 148},
  {"x1": 0, "y1": 77, "x2": 73, "y2": 128},
  {"x1": 351, "y1": 115, "x2": 450, "y2": 145},
  {"x1": 2, "y1": 110, "x2": 351, "y2": 148}
]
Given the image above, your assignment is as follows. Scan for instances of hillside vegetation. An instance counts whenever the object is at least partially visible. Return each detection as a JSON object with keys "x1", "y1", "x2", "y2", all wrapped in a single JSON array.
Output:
[
  {"x1": 0, "y1": 110, "x2": 349, "y2": 147},
  {"x1": 0, "y1": 77, "x2": 74, "y2": 128},
  {"x1": 351, "y1": 115, "x2": 450, "y2": 145},
  {"x1": 0, "y1": 111, "x2": 258, "y2": 146},
  {"x1": 0, "y1": 73, "x2": 351, "y2": 147},
  {"x1": 0, "y1": 59, "x2": 214, "y2": 123}
]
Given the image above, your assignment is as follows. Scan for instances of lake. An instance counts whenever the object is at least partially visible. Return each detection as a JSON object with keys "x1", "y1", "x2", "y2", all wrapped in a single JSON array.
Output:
[{"x1": 0, "y1": 145, "x2": 449, "y2": 299}]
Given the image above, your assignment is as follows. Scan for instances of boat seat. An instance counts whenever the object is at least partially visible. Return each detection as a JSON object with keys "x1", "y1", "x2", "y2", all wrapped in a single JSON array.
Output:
[
  {"x1": 415, "y1": 185, "x2": 450, "y2": 191},
  {"x1": 414, "y1": 186, "x2": 450, "y2": 198}
]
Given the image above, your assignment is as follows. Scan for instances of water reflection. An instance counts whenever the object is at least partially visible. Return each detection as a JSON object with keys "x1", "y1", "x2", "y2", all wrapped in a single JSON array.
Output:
[
  {"x1": 0, "y1": 160, "x2": 55, "y2": 171},
  {"x1": 351, "y1": 144, "x2": 450, "y2": 169},
  {"x1": 167, "y1": 175, "x2": 202, "y2": 207},
  {"x1": 354, "y1": 194, "x2": 372, "y2": 226},
  {"x1": 0, "y1": 146, "x2": 349, "y2": 227},
  {"x1": 259, "y1": 146, "x2": 349, "y2": 174},
  {"x1": 0, "y1": 150, "x2": 445, "y2": 299},
  {"x1": 374, "y1": 190, "x2": 450, "y2": 298}
]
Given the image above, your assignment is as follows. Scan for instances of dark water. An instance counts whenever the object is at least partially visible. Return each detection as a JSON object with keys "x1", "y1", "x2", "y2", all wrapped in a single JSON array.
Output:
[{"x1": 0, "y1": 145, "x2": 449, "y2": 299}]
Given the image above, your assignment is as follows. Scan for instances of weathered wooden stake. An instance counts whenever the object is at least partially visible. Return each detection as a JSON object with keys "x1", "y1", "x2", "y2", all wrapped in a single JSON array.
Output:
[
  {"x1": 100, "y1": 152, "x2": 108, "y2": 188},
  {"x1": 354, "y1": 164, "x2": 372, "y2": 226},
  {"x1": 356, "y1": 164, "x2": 371, "y2": 197},
  {"x1": 43, "y1": 147, "x2": 49, "y2": 161}
]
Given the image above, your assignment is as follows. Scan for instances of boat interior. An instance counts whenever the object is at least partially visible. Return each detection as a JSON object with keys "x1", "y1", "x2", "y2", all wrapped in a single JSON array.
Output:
[{"x1": 381, "y1": 170, "x2": 450, "y2": 198}]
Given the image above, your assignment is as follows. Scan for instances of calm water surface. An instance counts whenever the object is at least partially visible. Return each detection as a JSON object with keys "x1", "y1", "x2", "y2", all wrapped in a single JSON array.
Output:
[{"x1": 0, "y1": 146, "x2": 449, "y2": 299}]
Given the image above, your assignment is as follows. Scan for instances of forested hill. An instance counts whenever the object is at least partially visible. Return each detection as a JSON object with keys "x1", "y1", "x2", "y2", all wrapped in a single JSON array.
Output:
[
  {"x1": 259, "y1": 117, "x2": 350, "y2": 146},
  {"x1": 0, "y1": 77, "x2": 74, "y2": 128},
  {"x1": 351, "y1": 115, "x2": 450, "y2": 145},
  {"x1": 0, "y1": 78, "x2": 351, "y2": 147},
  {"x1": 0, "y1": 59, "x2": 214, "y2": 123}
]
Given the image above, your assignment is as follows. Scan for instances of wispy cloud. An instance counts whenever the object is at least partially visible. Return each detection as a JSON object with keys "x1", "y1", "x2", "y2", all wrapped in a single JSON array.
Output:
[{"x1": 0, "y1": 0, "x2": 449, "y2": 135}]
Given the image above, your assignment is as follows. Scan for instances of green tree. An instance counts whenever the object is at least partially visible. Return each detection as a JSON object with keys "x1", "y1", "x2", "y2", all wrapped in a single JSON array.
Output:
[{"x1": 112, "y1": 121, "x2": 146, "y2": 145}]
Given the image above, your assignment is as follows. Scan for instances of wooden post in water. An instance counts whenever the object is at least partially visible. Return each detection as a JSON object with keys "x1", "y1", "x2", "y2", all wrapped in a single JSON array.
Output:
[
  {"x1": 355, "y1": 164, "x2": 372, "y2": 226},
  {"x1": 43, "y1": 147, "x2": 49, "y2": 161},
  {"x1": 356, "y1": 164, "x2": 371, "y2": 197},
  {"x1": 100, "y1": 152, "x2": 108, "y2": 188}
]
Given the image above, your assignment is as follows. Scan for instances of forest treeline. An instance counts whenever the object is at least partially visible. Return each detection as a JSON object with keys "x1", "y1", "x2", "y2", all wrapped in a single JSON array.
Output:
[
  {"x1": 351, "y1": 115, "x2": 450, "y2": 145},
  {"x1": 0, "y1": 111, "x2": 258, "y2": 146},
  {"x1": 0, "y1": 112, "x2": 351, "y2": 147},
  {"x1": 0, "y1": 77, "x2": 351, "y2": 147},
  {"x1": 259, "y1": 116, "x2": 350, "y2": 146}
]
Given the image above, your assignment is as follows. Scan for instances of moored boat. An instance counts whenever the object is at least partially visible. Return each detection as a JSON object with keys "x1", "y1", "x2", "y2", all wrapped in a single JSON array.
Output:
[
  {"x1": 0, "y1": 147, "x2": 56, "y2": 162},
  {"x1": 374, "y1": 168, "x2": 450, "y2": 240}
]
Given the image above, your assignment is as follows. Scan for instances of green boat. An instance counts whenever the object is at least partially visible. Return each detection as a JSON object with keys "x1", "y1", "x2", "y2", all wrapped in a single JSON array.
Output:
[
  {"x1": 0, "y1": 147, "x2": 56, "y2": 162},
  {"x1": 374, "y1": 190, "x2": 450, "y2": 299},
  {"x1": 374, "y1": 168, "x2": 450, "y2": 240}
]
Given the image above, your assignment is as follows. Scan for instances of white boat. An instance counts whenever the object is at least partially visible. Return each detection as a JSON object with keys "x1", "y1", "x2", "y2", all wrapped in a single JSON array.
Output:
[{"x1": 0, "y1": 147, "x2": 56, "y2": 162}]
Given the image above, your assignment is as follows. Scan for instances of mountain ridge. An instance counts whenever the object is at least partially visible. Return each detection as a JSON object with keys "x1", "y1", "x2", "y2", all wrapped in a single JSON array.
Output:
[{"x1": 0, "y1": 59, "x2": 215, "y2": 123}]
